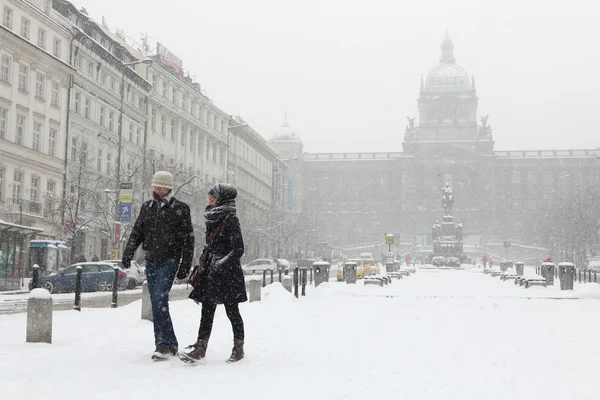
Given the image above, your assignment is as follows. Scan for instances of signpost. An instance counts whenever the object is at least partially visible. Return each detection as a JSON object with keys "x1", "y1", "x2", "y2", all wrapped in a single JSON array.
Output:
[{"x1": 504, "y1": 240, "x2": 511, "y2": 262}]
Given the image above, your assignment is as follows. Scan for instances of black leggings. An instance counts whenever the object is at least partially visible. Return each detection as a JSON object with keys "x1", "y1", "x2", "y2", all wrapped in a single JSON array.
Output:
[{"x1": 198, "y1": 302, "x2": 244, "y2": 341}]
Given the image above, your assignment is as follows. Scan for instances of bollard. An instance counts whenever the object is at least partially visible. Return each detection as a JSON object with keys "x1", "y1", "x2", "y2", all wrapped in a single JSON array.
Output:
[
  {"x1": 31, "y1": 264, "x2": 40, "y2": 290},
  {"x1": 309, "y1": 267, "x2": 313, "y2": 285},
  {"x1": 248, "y1": 278, "x2": 261, "y2": 302},
  {"x1": 262, "y1": 270, "x2": 267, "y2": 288},
  {"x1": 584, "y1": 270, "x2": 587, "y2": 283},
  {"x1": 26, "y1": 289, "x2": 53, "y2": 344},
  {"x1": 141, "y1": 281, "x2": 153, "y2": 321},
  {"x1": 74, "y1": 266, "x2": 82, "y2": 311},
  {"x1": 279, "y1": 270, "x2": 282, "y2": 283},
  {"x1": 589, "y1": 270, "x2": 592, "y2": 283},
  {"x1": 578, "y1": 269, "x2": 581, "y2": 283},
  {"x1": 301, "y1": 268, "x2": 307, "y2": 296},
  {"x1": 293, "y1": 267, "x2": 299, "y2": 298},
  {"x1": 111, "y1": 266, "x2": 119, "y2": 308},
  {"x1": 270, "y1": 269, "x2": 274, "y2": 284},
  {"x1": 282, "y1": 275, "x2": 293, "y2": 293}
]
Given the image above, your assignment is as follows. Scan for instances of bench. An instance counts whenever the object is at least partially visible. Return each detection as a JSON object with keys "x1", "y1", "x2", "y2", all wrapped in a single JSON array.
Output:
[
  {"x1": 500, "y1": 272, "x2": 517, "y2": 281},
  {"x1": 398, "y1": 270, "x2": 410, "y2": 277},
  {"x1": 364, "y1": 277, "x2": 384, "y2": 287},
  {"x1": 490, "y1": 271, "x2": 503, "y2": 278},
  {"x1": 388, "y1": 272, "x2": 403, "y2": 280},
  {"x1": 523, "y1": 276, "x2": 546, "y2": 288}
]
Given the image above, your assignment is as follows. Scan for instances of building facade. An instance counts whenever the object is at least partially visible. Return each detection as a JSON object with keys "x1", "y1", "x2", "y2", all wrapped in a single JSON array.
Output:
[
  {"x1": 0, "y1": 0, "x2": 73, "y2": 238},
  {"x1": 272, "y1": 36, "x2": 600, "y2": 264}
]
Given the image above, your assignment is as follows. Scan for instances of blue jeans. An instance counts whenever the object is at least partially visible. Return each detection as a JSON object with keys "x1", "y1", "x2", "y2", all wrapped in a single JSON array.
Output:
[{"x1": 146, "y1": 259, "x2": 178, "y2": 350}]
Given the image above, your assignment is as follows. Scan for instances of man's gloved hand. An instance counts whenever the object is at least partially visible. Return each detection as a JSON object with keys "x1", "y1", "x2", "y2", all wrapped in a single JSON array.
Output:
[{"x1": 177, "y1": 266, "x2": 190, "y2": 280}]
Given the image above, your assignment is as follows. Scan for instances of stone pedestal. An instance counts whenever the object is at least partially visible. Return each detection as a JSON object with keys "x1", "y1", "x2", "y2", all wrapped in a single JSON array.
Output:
[
  {"x1": 26, "y1": 289, "x2": 53, "y2": 344},
  {"x1": 282, "y1": 275, "x2": 293, "y2": 293},
  {"x1": 141, "y1": 282, "x2": 153, "y2": 321},
  {"x1": 248, "y1": 278, "x2": 262, "y2": 302}
]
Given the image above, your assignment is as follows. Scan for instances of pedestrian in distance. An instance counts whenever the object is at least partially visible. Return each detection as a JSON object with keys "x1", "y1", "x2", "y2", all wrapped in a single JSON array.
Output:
[
  {"x1": 122, "y1": 171, "x2": 195, "y2": 361},
  {"x1": 180, "y1": 183, "x2": 247, "y2": 364}
]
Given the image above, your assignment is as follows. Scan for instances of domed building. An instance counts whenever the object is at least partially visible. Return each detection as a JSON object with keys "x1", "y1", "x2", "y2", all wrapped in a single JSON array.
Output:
[{"x1": 269, "y1": 113, "x2": 304, "y2": 159}]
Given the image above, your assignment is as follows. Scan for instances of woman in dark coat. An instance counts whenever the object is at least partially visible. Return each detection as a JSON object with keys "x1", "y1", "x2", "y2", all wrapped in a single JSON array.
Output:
[{"x1": 182, "y1": 183, "x2": 247, "y2": 363}]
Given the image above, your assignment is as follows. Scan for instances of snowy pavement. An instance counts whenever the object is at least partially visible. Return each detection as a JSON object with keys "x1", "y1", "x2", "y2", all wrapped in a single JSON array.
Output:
[{"x1": 2, "y1": 268, "x2": 600, "y2": 399}]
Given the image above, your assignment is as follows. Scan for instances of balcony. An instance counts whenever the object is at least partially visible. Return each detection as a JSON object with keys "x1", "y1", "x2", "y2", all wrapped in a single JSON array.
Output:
[{"x1": 6, "y1": 198, "x2": 44, "y2": 217}]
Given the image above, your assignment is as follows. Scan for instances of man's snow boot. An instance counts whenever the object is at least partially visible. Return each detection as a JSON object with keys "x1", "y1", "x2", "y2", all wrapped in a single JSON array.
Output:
[
  {"x1": 227, "y1": 339, "x2": 244, "y2": 363},
  {"x1": 152, "y1": 347, "x2": 177, "y2": 361}
]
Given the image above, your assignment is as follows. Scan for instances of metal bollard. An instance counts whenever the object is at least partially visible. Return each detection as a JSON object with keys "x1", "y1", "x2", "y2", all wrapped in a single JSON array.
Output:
[
  {"x1": 293, "y1": 267, "x2": 299, "y2": 298},
  {"x1": 589, "y1": 270, "x2": 592, "y2": 283},
  {"x1": 31, "y1": 264, "x2": 40, "y2": 290},
  {"x1": 584, "y1": 270, "x2": 587, "y2": 283},
  {"x1": 111, "y1": 266, "x2": 119, "y2": 308},
  {"x1": 279, "y1": 270, "x2": 282, "y2": 283},
  {"x1": 578, "y1": 269, "x2": 581, "y2": 284},
  {"x1": 262, "y1": 270, "x2": 267, "y2": 288},
  {"x1": 301, "y1": 268, "x2": 307, "y2": 296},
  {"x1": 74, "y1": 266, "x2": 82, "y2": 311},
  {"x1": 270, "y1": 269, "x2": 274, "y2": 284},
  {"x1": 309, "y1": 267, "x2": 313, "y2": 285}
]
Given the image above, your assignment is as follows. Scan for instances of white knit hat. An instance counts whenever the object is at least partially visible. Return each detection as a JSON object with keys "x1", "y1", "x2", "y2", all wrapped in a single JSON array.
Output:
[{"x1": 151, "y1": 171, "x2": 174, "y2": 189}]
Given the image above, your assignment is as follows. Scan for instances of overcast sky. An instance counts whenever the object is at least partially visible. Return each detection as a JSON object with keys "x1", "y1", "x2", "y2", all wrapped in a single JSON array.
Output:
[{"x1": 82, "y1": 0, "x2": 599, "y2": 154}]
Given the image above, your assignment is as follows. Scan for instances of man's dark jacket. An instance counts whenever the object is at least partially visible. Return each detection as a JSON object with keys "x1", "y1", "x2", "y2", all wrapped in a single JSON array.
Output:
[{"x1": 122, "y1": 196, "x2": 194, "y2": 275}]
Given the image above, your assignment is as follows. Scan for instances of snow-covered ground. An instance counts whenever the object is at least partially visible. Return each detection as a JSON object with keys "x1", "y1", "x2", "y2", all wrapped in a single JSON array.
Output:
[{"x1": 2, "y1": 268, "x2": 600, "y2": 399}]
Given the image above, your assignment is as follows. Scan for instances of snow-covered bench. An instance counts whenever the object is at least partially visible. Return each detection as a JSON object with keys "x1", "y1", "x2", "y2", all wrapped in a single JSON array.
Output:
[
  {"x1": 364, "y1": 277, "x2": 384, "y2": 287},
  {"x1": 388, "y1": 272, "x2": 403, "y2": 280},
  {"x1": 490, "y1": 270, "x2": 503, "y2": 278},
  {"x1": 500, "y1": 271, "x2": 517, "y2": 281},
  {"x1": 522, "y1": 275, "x2": 547, "y2": 288},
  {"x1": 398, "y1": 270, "x2": 410, "y2": 277}
]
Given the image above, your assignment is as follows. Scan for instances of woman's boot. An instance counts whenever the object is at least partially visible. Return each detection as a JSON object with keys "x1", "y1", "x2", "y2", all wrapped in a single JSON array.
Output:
[
  {"x1": 179, "y1": 339, "x2": 208, "y2": 363},
  {"x1": 227, "y1": 339, "x2": 244, "y2": 363}
]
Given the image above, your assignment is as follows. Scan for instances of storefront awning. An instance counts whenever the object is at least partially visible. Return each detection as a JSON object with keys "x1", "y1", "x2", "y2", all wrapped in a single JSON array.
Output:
[{"x1": 0, "y1": 219, "x2": 44, "y2": 235}]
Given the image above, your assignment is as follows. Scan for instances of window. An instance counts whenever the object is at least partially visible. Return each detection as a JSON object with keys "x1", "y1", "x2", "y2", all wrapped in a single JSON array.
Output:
[
  {"x1": 189, "y1": 132, "x2": 194, "y2": 152},
  {"x1": 47, "y1": 180, "x2": 55, "y2": 193},
  {"x1": 31, "y1": 176, "x2": 40, "y2": 202},
  {"x1": 219, "y1": 147, "x2": 224, "y2": 166},
  {"x1": 53, "y1": 38, "x2": 61, "y2": 58},
  {"x1": 87, "y1": 61, "x2": 94, "y2": 77},
  {"x1": 76, "y1": 56, "x2": 82, "y2": 70},
  {"x1": 15, "y1": 114, "x2": 25, "y2": 145},
  {"x1": 35, "y1": 73, "x2": 45, "y2": 99},
  {"x1": 171, "y1": 118, "x2": 177, "y2": 141},
  {"x1": 38, "y1": 29, "x2": 46, "y2": 49},
  {"x1": 51, "y1": 81, "x2": 60, "y2": 107},
  {"x1": 109, "y1": 111, "x2": 115, "y2": 131},
  {"x1": 128, "y1": 122, "x2": 133, "y2": 141},
  {"x1": 20, "y1": 17, "x2": 29, "y2": 39},
  {"x1": 73, "y1": 92, "x2": 81, "y2": 113},
  {"x1": 99, "y1": 107, "x2": 106, "y2": 127},
  {"x1": 0, "y1": 107, "x2": 7, "y2": 140},
  {"x1": 0, "y1": 166, "x2": 4, "y2": 201},
  {"x1": 172, "y1": 87, "x2": 177, "y2": 103},
  {"x1": 151, "y1": 74, "x2": 157, "y2": 93},
  {"x1": 136, "y1": 127, "x2": 141, "y2": 146},
  {"x1": 33, "y1": 122, "x2": 42, "y2": 152},
  {"x1": 151, "y1": 108, "x2": 156, "y2": 131},
  {"x1": 180, "y1": 125, "x2": 185, "y2": 146},
  {"x1": 206, "y1": 139, "x2": 210, "y2": 159},
  {"x1": 12, "y1": 170, "x2": 22, "y2": 199},
  {"x1": 81, "y1": 141, "x2": 88, "y2": 166},
  {"x1": 0, "y1": 54, "x2": 11, "y2": 83},
  {"x1": 48, "y1": 128, "x2": 57, "y2": 157},
  {"x1": 110, "y1": 77, "x2": 116, "y2": 92},
  {"x1": 162, "y1": 80, "x2": 168, "y2": 97},
  {"x1": 212, "y1": 144, "x2": 217, "y2": 162},
  {"x1": 197, "y1": 135, "x2": 202, "y2": 156},
  {"x1": 83, "y1": 96, "x2": 90, "y2": 118},
  {"x1": 70, "y1": 137, "x2": 77, "y2": 161},
  {"x1": 18, "y1": 64, "x2": 28, "y2": 92},
  {"x1": 3, "y1": 7, "x2": 12, "y2": 29},
  {"x1": 102, "y1": 72, "x2": 108, "y2": 86},
  {"x1": 96, "y1": 149, "x2": 102, "y2": 171},
  {"x1": 106, "y1": 152, "x2": 112, "y2": 175},
  {"x1": 160, "y1": 114, "x2": 166, "y2": 137}
]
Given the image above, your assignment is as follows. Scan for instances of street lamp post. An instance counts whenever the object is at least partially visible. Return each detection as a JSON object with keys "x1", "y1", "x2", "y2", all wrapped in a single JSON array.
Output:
[
  {"x1": 226, "y1": 122, "x2": 249, "y2": 183},
  {"x1": 113, "y1": 59, "x2": 152, "y2": 257},
  {"x1": 314, "y1": 177, "x2": 329, "y2": 258}
]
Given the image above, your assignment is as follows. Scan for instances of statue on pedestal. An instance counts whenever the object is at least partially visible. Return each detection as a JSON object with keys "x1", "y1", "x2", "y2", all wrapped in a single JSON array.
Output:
[{"x1": 441, "y1": 184, "x2": 455, "y2": 215}]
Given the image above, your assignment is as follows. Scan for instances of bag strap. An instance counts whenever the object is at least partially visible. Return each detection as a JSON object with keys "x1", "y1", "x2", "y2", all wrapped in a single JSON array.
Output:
[{"x1": 200, "y1": 216, "x2": 229, "y2": 262}]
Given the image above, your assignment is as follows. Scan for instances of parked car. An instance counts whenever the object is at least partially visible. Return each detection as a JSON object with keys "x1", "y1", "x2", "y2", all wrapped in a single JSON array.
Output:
[
  {"x1": 101, "y1": 259, "x2": 146, "y2": 289},
  {"x1": 29, "y1": 262, "x2": 129, "y2": 294},
  {"x1": 242, "y1": 258, "x2": 290, "y2": 276}
]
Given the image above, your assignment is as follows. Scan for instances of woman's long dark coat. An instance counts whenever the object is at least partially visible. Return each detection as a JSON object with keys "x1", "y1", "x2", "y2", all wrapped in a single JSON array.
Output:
[{"x1": 189, "y1": 212, "x2": 247, "y2": 305}]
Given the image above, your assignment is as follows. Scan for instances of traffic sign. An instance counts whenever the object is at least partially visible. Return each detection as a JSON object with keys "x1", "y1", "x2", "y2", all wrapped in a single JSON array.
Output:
[
  {"x1": 385, "y1": 234, "x2": 394, "y2": 245},
  {"x1": 119, "y1": 203, "x2": 132, "y2": 222},
  {"x1": 503, "y1": 241, "x2": 511, "y2": 249}
]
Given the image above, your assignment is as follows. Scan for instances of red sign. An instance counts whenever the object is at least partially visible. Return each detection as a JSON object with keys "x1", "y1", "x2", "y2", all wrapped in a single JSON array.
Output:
[
  {"x1": 114, "y1": 223, "x2": 120, "y2": 246},
  {"x1": 157, "y1": 42, "x2": 182, "y2": 73}
]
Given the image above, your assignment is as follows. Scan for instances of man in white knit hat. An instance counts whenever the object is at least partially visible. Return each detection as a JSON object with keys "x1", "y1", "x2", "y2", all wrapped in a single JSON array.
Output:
[{"x1": 122, "y1": 171, "x2": 195, "y2": 360}]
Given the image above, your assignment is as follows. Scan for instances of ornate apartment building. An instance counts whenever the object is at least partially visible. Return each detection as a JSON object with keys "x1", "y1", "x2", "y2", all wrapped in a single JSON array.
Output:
[{"x1": 0, "y1": 0, "x2": 73, "y2": 237}]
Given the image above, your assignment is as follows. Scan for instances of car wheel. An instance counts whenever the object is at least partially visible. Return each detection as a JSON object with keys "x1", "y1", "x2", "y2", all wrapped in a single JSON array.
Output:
[
  {"x1": 98, "y1": 280, "x2": 113, "y2": 292},
  {"x1": 42, "y1": 281, "x2": 54, "y2": 294},
  {"x1": 127, "y1": 278, "x2": 137, "y2": 290}
]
